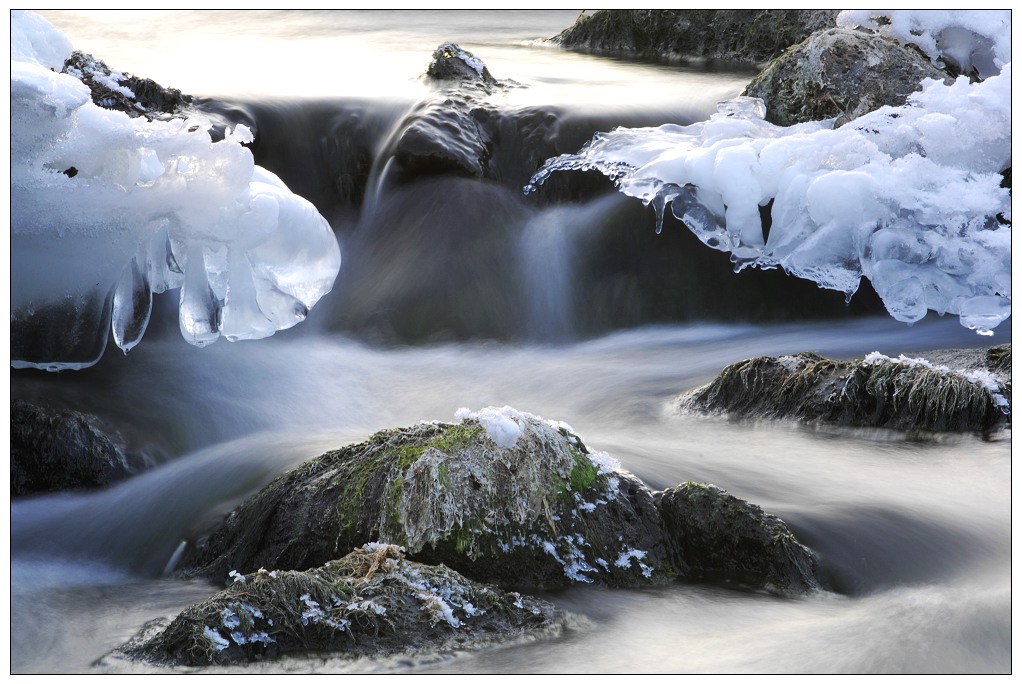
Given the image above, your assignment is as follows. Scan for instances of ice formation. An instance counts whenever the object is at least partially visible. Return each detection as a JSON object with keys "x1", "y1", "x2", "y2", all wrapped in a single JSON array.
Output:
[
  {"x1": 527, "y1": 11, "x2": 1011, "y2": 335},
  {"x1": 837, "y1": 10, "x2": 1010, "y2": 79},
  {"x1": 10, "y1": 11, "x2": 341, "y2": 370}
]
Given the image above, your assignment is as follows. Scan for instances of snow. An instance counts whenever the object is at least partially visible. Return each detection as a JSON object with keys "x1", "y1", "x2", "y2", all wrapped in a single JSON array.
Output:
[
  {"x1": 838, "y1": 10, "x2": 1010, "y2": 79},
  {"x1": 455, "y1": 406, "x2": 531, "y2": 448},
  {"x1": 10, "y1": 11, "x2": 342, "y2": 371},
  {"x1": 527, "y1": 11, "x2": 1010, "y2": 336}
]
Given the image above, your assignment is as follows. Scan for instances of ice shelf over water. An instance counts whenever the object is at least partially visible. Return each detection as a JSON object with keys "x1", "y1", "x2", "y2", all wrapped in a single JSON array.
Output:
[
  {"x1": 10, "y1": 11, "x2": 342, "y2": 370},
  {"x1": 528, "y1": 11, "x2": 1011, "y2": 335}
]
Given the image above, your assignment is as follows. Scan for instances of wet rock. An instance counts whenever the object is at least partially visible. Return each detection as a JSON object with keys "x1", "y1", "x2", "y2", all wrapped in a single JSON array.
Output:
[
  {"x1": 180, "y1": 407, "x2": 823, "y2": 595},
  {"x1": 680, "y1": 347, "x2": 1010, "y2": 434},
  {"x1": 382, "y1": 44, "x2": 562, "y2": 187},
  {"x1": 743, "y1": 27, "x2": 952, "y2": 126},
  {"x1": 553, "y1": 10, "x2": 839, "y2": 65},
  {"x1": 426, "y1": 42, "x2": 497, "y2": 86},
  {"x1": 11, "y1": 399, "x2": 153, "y2": 496},
  {"x1": 657, "y1": 483, "x2": 822, "y2": 594},
  {"x1": 109, "y1": 544, "x2": 562, "y2": 667},
  {"x1": 181, "y1": 410, "x2": 673, "y2": 589}
]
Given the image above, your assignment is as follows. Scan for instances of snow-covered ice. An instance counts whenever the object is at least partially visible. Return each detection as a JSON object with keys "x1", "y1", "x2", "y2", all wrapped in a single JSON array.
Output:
[
  {"x1": 528, "y1": 11, "x2": 1011, "y2": 335},
  {"x1": 10, "y1": 11, "x2": 341, "y2": 370}
]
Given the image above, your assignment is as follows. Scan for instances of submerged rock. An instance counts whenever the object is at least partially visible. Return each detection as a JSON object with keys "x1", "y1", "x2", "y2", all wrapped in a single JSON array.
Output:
[
  {"x1": 11, "y1": 399, "x2": 153, "y2": 496},
  {"x1": 382, "y1": 44, "x2": 563, "y2": 187},
  {"x1": 180, "y1": 407, "x2": 823, "y2": 595},
  {"x1": 743, "y1": 27, "x2": 952, "y2": 126},
  {"x1": 681, "y1": 347, "x2": 1010, "y2": 434},
  {"x1": 553, "y1": 10, "x2": 838, "y2": 65},
  {"x1": 111, "y1": 544, "x2": 561, "y2": 667},
  {"x1": 657, "y1": 483, "x2": 821, "y2": 595}
]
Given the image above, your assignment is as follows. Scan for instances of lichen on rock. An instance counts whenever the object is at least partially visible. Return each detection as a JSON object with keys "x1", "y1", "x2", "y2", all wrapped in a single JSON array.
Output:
[
  {"x1": 109, "y1": 544, "x2": 561, "y2": 667},
  {"x1": 178, "y1": 407, "x2": 826, "y2": 596},
  {"x1": 180, "y1": 410, "x2": 672, "y2": 589},
  {"x1": 743, "y1": 27, "x2": 952, "y2": 126}
]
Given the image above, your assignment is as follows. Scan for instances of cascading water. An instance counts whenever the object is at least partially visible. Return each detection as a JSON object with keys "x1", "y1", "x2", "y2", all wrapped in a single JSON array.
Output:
[{"x1": 11, "y1": 10, "x2": 1011, "y2": 675}]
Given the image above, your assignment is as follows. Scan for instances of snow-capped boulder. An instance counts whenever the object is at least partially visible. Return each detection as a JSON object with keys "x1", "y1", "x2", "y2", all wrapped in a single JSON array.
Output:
[{"x1": 179, "y1": 408, "x2": 823, "y2": 594}]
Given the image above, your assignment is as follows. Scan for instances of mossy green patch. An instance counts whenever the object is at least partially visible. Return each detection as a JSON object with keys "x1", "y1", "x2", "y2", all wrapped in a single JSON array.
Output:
[{"x1": 428, "y1": 423, "x2": 484, "y2": 454}]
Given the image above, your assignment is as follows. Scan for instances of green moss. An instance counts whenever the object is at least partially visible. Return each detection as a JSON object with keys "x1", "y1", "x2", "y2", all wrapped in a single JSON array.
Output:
[
  {"x1": 428, "y1": 423, "x2": 484, "y2": 454},
  {"x1": 566, "y1": 455, "x2": 599, "y2": 494},
  {"x1": 396, "y1": 444, "x2": 425, "y2": 470}
]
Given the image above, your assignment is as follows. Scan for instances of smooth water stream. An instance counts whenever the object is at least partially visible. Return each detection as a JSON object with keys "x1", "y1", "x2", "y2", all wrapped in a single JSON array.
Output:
[{"x1": 13, "y1": 10, "x2": 1012, "y2": 674}]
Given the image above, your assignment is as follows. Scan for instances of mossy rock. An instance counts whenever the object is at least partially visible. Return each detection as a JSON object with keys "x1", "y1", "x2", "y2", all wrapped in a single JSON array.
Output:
[
  {"x1": 682, "y1": 347, "x2": 1010, "y2": 434},
  {"x1": 743, "y1": 27, "x2": 951, "y2": 126},
  {"x1": 180, "y1": 411, "x2": 672, "y2": 588},
  {"x1": 111, "y1": 544, "x2": 561, "y2": 667},
  {"x1": 657, "y1": 483, "x2": 822, "y2": 594}
]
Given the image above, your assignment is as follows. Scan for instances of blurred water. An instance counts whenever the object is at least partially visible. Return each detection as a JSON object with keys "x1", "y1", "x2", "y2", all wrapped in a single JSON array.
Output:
[
  {"x1": 10, "y1": 317, "x2": 1010, "y2": 673},
  {"x1": 12, "y1": 10, "x2": 1012, "y2": 675}
]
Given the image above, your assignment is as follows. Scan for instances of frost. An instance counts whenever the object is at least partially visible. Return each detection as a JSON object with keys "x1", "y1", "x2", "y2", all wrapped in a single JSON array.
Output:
[
  {"x1": 10, "y1": 11, "x2": 342, "y2": 371},
  {"x1": 220, "y1": 608, "x2": 241, "y2": 630},
  {"x1": 299, "y1": 593, "x2": 349, "y2": 631},
  {"x1": 203, "y1": 626, "x2": 230, "y2": 652},
  {"x1": 615, "y1": 548, "x2": 654, "y2": 578},
  {"x1": 527, "y1": 11, "x2": 1010, "y2": 336}
]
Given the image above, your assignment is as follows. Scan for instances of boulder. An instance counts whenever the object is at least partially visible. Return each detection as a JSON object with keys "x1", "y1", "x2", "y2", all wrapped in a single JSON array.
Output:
[
  {"x1": 680, "y1": 346, "x2": 1010, "y2": 434},
  {"x1": 743, "y1": 27, "x2": 952, "y2": 126},
  {"x1": 11, "y1": 399, "x2": 153, "y2": 496},
  {"x1": 181, "y1": 409, "x2": 672, "y2": 588},
  {"x1": 179, "y1": 407, "x2": 823, "y2": 595},
  {"x1": 426, "y1": 42, "x2": 497, "y2": 85},
  {"x1": 553, "y1": 10, "x2": 839, "y2": 65},
  {"x1": 657, "y1": 483, "x2": 821, "y2": 595},
  {"x1": 109, "y1": 543, "x2": 561, "y2": 667}
]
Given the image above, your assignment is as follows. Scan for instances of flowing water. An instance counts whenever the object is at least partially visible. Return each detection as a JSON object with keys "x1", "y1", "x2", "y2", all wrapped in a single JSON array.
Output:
[{"x1": 13, "y1": 11, "x2": 1011, "y2": 674}]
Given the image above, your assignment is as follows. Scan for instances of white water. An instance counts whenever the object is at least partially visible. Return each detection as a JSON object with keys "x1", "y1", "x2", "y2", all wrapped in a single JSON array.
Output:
[{"x1": 11, "y1": 10, "x2": 1012, "y2": 674}]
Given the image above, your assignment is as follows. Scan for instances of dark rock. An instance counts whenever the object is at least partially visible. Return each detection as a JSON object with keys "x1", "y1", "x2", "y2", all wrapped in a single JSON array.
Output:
[
  {"x1": 554, "y1": 10, "x2": 839, "y2": 65},
  {"x1": 681, "y1": 347, "x2": 1010, "y2": 434},
  {"x1": 109, "y1": 544, "x2": 562, "y2": 667},
  {"x1": 657, "y1": 483, "x2": 822, "y2": 594},
  {"x1": 11, "y1": 399, "x2": 153, "y2": 496},
  {"x1": 179, "y1": 409, "x2": 823, "y2": 595},
  {"x1": 381, "y1": 44, "x2": 567, "y2": 188},
  {"x1": 426, "y1": 42, "x2": 497, "y2": 86},
  {"x1": 386, "y1": 92, "x2": 492, "y2": 181},
  {"x1": 62, "y1": 50, "x2": 193, "y2": 120},
  {"x1": 743, "y1": 27, "x2": 952, "y2": 126}
]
